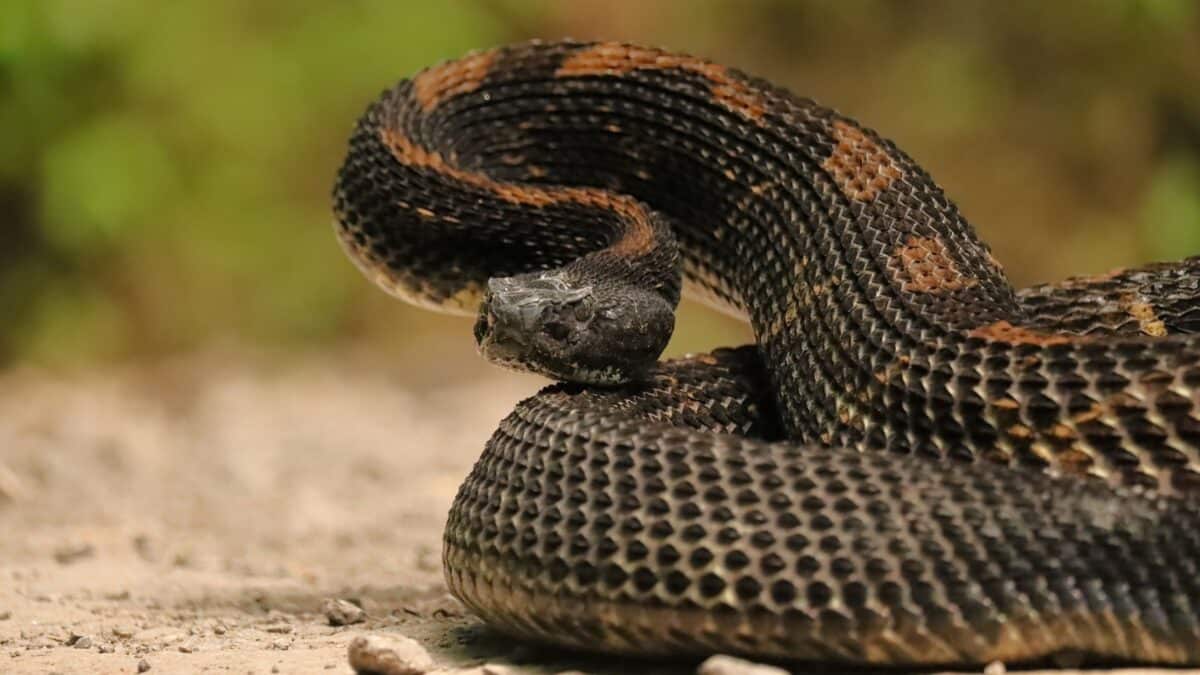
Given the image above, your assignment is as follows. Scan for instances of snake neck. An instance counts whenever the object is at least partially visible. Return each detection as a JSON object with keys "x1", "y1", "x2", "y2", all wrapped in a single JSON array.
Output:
[
  {"x1": 335, "y1": 41, "x2": 1018, "y2": 419},
  {"x1": 345, "y1": 42, "x2": 1019, "y2": 431}
]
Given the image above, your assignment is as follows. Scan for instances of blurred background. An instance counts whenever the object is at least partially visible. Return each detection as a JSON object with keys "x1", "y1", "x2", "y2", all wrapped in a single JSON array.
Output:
[{"x1": 4, "y1": 0, "x2": 1199, "y2": 372}]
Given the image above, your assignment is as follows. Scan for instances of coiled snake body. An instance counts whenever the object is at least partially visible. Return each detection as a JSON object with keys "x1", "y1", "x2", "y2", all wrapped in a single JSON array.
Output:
[{"x1": 333, "y1": 41, "x2": 1200, "y2": 666}]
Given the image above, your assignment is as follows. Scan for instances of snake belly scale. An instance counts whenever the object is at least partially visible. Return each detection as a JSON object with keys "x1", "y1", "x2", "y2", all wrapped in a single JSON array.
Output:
[{"x1": 333, "y1": 40, "x2": 1200, "y2": 665}]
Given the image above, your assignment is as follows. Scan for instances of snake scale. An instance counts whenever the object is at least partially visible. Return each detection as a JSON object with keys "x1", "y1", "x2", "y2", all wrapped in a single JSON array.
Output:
[{"x1": 332, "y1": 40, "x2": 1200, "y2": 666}]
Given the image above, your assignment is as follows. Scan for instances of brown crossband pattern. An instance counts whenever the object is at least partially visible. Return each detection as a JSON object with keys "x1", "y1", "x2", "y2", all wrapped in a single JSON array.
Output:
[
  {"x1": 891, "y1": 235, "x2": 978, "y2": 293},
  {"x1": 378, "y1": 127, "x2": 659, "y2": 258},
  {"x1": 557, "y1": 43, "x2": 768, "y2": 122},
  {"x1": 411, "y1": 49, "x2": 496, "y2": 111},
  {"x1": 822, "y1": 120, "x2": 904, "y2": 202}
]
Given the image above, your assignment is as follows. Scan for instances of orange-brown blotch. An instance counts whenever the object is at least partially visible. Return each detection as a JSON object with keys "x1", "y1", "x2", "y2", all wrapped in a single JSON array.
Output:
[
  {"x1": 556, "y1": 43, "x2": 767, "y2": 123},
  {"x1": 822, "y1": 120, "x2": 904, "y2": 202}
]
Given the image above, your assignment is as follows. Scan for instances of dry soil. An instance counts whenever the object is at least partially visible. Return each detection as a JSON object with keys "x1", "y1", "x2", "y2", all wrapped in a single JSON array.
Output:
[{"x1": 0, "y1": 347, "x2": 1193, "y2": 675}]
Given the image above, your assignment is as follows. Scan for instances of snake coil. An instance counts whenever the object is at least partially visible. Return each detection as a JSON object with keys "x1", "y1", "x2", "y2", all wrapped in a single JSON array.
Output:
[{"x1": 334, "y1": 40, "x2": 1200, "y2": 666}]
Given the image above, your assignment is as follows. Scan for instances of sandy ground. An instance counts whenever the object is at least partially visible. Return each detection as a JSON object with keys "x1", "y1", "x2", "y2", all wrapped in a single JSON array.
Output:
[{"x1": 1, "y1": 346, "x2": 1196, "y2": 675}]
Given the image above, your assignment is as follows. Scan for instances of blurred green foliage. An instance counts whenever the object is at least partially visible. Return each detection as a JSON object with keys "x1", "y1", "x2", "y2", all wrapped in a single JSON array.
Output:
[{"x1": 2, "y1": 0, "x2": 1198, "y2": 368}]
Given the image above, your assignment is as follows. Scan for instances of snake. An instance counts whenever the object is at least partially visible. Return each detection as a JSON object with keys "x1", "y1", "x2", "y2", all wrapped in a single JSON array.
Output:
[{"x1": 332, "y1": 40, "x2": 1200, "y2": 666}]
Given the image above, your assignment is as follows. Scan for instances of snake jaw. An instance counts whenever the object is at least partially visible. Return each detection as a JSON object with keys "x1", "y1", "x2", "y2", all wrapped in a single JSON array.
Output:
[{"x1": 474, "y1": 271, "x2": 675, "y2": 385}]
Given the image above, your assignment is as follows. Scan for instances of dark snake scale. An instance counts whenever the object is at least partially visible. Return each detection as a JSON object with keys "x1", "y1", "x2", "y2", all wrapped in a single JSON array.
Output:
[{"x1": 333, "y1": 41, "x2": 1200, "y2": 666}]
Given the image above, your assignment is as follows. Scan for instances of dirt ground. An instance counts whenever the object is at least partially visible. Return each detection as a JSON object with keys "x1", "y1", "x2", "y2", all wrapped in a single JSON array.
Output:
[{"x1": 1, "y1": 345, "x2": 1196, "y2": 675}]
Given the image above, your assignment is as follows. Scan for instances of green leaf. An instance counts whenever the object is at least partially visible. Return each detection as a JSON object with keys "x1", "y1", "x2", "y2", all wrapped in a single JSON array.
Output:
[
  {"x1": 39, "y1": 115, "x2": 178, "y2": 253},
  {"x1": 1142, "y1": 154, "x2": 1200, "y2": 260}
]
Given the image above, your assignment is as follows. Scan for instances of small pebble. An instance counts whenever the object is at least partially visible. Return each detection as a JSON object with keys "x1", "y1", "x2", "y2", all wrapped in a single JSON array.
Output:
[
  {"x1": 53, "y1": 543, "x2": 96, "y2": 565},
  {"x1": 0, "y1": 610, "x2": 10, "y2": 620},
  {"x1": 70, "y1": 634, "x2": 93, "y2": 650},
  {"x1": 137, "y1": 659, "x2": 151, "y2": 673},
  {"x1": 696, "y1": 654, "x2": 790, "y2": 675},
  {"x1": 132, "y1": 535, "x2": 156, "y2": 562},
  {"x1": 984, "y1": 661, "x2": 1006, "y2": 675},
  {"x1": 98, "y1": 643, "x2": 115, "y2": 654},
  {"x1": 111, "y1": 625, "x2": 136, "y2": 639},
  {"x1": 323, "y1": 598, "x2": 366, "y2": 626},
  {"x1": 347, "y1": 634, "x2": 434, "y2": 675},
  {"x1": 264, "y1": 623, "x2": 294, "y2": 634}
]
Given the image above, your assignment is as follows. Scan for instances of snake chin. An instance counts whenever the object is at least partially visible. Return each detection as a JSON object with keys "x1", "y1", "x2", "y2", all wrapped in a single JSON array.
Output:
[{"x1": 473, "y1": 270, "x2": 674, "y2": 385}]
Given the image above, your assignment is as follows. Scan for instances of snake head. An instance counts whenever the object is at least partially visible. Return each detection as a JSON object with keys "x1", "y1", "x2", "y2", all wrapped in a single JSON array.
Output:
[{"x1": 473, "y1": 270, "x2": 675, "y2": 385}]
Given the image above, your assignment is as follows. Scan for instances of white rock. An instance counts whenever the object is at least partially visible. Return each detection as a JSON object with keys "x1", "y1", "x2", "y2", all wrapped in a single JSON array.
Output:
[
  {"x1": 323, "y1": 598, "x2": 366, "y2": 626},
  {"x1": 696, "y1": 654, "x2": 789, "y2": 675},
  {"x1": 347, "y1": 634, "x2": 436, "y2": 675}
]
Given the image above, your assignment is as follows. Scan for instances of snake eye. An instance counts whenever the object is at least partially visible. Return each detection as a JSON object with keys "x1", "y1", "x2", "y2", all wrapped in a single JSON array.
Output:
[{"x1": 543, "y1": 321, "x2": 571, "y2": 342}]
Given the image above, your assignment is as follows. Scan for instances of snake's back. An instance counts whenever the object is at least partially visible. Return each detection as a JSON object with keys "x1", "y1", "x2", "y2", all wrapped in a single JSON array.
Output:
[{"x1": 333, "y1": 40, "x2": 1200, "y2": 665}]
